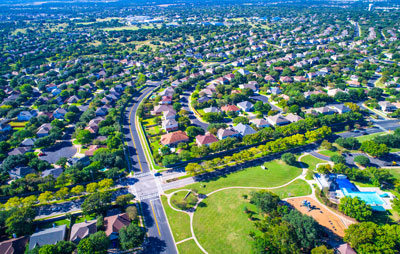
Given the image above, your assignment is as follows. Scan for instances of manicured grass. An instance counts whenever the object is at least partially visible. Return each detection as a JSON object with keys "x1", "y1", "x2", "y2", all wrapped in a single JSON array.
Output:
[
  {"x1": 74, "y1": 214, "x2": 96, "y2": 224},
  {"x1": 355, "y1": 132, "x2": 388, "y2": 143},
  {"x1": 166, "y1": 160, "x2": 303, "y2": 195},
  {"x1": 192, "y1": 180, "x2": 311, "y2": 254},
  {"x1": 300, "y1": 155, "x2": 327, "y2": 170},
  {"x1": 170, "y1": 191, "x2": 198, "y2": 210},
  {"x1": 177, "y1": 239, "x2": 203, "y2": 254},
  {"x1": 142, "y1": 116, "x2": 160, "y2": 126},
  {"x1": 161, "y1": 196, "x2": 192, "y2": 242},
  {"x1": 9, "y1": 121, "x2": 27, "y2": 127},
  {"x1": 387, "y1": 168, "x2": 400, "y2": 180},
  {"x1": 318, "y1": 150, "x2": 340, "y2": 158}
]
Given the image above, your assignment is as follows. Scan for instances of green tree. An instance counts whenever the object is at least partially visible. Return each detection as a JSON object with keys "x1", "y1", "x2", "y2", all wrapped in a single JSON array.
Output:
[
  {"x1": 185, "y1": 126, "x2": 204, "y2": 138},
  {"x1": 339, "y1": 196, "x2": 372, "y2": 221},
  {"x1": 119, "y1": 223, "x2": 146, "y2": 250},
  {"x1": 77, "y1": 231, "x2": 109, "y2": 254},
  {"x1": 360, "y1": 141, "x2": 389, "y2": 157},
  {"x1": 5, "y1": 206, "x2": 35, "y2": 236},
  {"x1": 281, "y1": 153, "x2": 296, "y2": 165},
  {"x1": 126, "y1": 206, "x2": 138, "y2": 221},
  {"x1": 81, "y1": 192, "x2": 112, "y2": 215},
  {"x1": 330, "y1": 155, "x2": 346, "y2": 164},
  {"x1": 250, "y1": 191, "x2": 280, "y2": 214},
  {"x1": 311, "y1": 245, "x2": 334, "y2": 254},
  {"x1": 76, "y1": 129, "x2": 92, "y2": 145},
  {"x1": 116, "y1": 194, "x2": 134, "y2": 207},
  {"x1": 354, "y1": 155, "x2": 370, "y2": 166}
]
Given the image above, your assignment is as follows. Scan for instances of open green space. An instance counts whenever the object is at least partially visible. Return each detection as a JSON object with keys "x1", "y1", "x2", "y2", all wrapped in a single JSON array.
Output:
[
  {"x1": 355, "y1": 132, "x2": 387, "y2": 143},
  {"x1": 177, "y1": 239, "x2": 203, "y2": 254},
  {"x1": 161, "y1": 196, "x2": 192, "y2": 242},
  {"x1": 170, "y1": 190, "x2": 198, "y2": 210},
  {"x1": 318, "y1": 150, "x2": 340, "y2": 158},
  {"x1": 300, "y1": 154, "x2": 327, "y2": 170},
  {"x1": 192, "y1": 180, "x2": 311, "y2": 254},
  {"x1": 165, "y1": 159, "x2": 303, "y2": 195}
]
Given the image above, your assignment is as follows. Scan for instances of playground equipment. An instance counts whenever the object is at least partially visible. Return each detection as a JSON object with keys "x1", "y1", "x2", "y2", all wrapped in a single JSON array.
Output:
[{"x1": 302, "y1": 200, "x2": 312, "y2": 212}]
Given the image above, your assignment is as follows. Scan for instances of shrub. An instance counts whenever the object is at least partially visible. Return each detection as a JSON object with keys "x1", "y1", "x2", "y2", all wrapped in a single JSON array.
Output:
[{"x1": 354, "y1": 155, "x2": 370, "y2": 166}]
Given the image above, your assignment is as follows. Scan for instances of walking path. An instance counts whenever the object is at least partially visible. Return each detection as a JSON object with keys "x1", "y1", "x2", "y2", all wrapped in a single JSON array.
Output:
[{"x1": 163, "y1": 153, "x2": 354, "y2": 253}]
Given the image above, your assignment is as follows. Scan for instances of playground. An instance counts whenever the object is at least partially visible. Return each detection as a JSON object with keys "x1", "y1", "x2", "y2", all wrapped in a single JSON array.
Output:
[{"x1": 286, "y1": 197, "x2": 350, "y2": 237}]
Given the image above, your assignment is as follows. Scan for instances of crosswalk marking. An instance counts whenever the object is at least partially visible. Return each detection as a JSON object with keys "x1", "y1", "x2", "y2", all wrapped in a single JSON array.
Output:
[{"x1": 139, "y1": 193, "x2": 160, "y2": 201}]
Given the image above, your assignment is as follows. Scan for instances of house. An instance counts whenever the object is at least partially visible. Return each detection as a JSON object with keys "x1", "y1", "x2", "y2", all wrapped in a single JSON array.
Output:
[
  {"x1": 8, "y1": 146, "x2": 31, "y2": 156},
  {"x1": 85, "y1": 145, "x2": 105, "y2": 157},
  {"x1": 221, "y1": 104, "x2": 240, "y2": 113},
  {"x1": 293, "y1": 76, "x2": 307, "y2": 82},
  {"x1": 237, "y1": 101, "x2": 254, "y2": 112},
  {"x1": 314, "y1": 106, "x2": 335, "y2": 115},
  {"x1": 0, "y1": 120, "x2": 12, "y2": 134},
  {"x1": 85, "y1": 125, "x2": 99, "y2": 134},
  {"x1": 379, "y1": 101, "x2": 397, "y2": 112},
  {"x1": 162, "y1": 119, "x2": 179, "y2": 132},
  {"x1": 37, "y1": 123, "x2": 52, "y2": 137},
  {"x1": 196, "y1": 133, "x2": 219, "y2": 146},
  {"x1": 203, "y1": 107, "x2": 220, "y2": 113},
  {"x1": 70, "y1": 220, "x2": 97, "y2": 244},
  {"x1": 66, "y1": 95, "x2": 79, "y2": 104},
  {"x1": 159, "y1": 87, "x2": 174, "y2": 97},
  {"x1": 163, "y1": 110, "x2": 176, "y2": 120},
  {"x1": 41, "y1": 168, "x2": 64, "y2": 179},
  {"x1": 237, "y1": 69, "x2": 250, "y2": 76},
  {"x1": 198, "y1": 96, "x2": 211, "y2": 104},
  {"x1": 21, "y1": 138, "x2": 36, "y2": 147},
  {"x1": 29, "y1": 225, "x2": 67, "y2": 250},
  {"x1": 250, "y1": 119, "x2": 270, "y2": 128},
  {"x1": 336, "y1": 243, "x2": 356, "y2": 254},
  {"x1": 53, "y1": 108, "x2": 67, "y2": 119},
  {"x1": 104, "y1": 213, "x2": 131, "y2": 241},
  {"x1": 160, "y1": 131, "x2": 189, "y2": 146},
  {"x1": 17, "y1": 111, "x2": 37, "y2": 121},
  {"x1": 160, "y1": 96, "x2": 173, "y2": 105},
  {"x1": 239, "y1": 83, "x2": 258, "y2": 92},
  {"x1": 95, "y1": 107, "x2": 108, "y2": 116},
  {"x1": 264, "y1": 75, "x2": 276, "y2": 83},
  {"x1": 270, "y1": 87, "x2": 282, "y2": 95},
  {"x1": 233, "y1": 123, "x2": 257, "y2": 137},
  {"x1": 67, "y1": 156, "x2": 91, "y2": 167},
  {"x1": 0, "y1": 236, "x2": 28, "y2": 254},
  {"x1": 331, "y1": 104, "x2": 351, "y2": 114},
  {"x1": 217, "y1": 128, "x2": 240, "y2": 140},
  {"x1": 151, "y1": 105, "x2": 174, "y2": 115},
  {"x1": 267, "y1": 115, "x2": 290, "y2": 126},
  {"x1": 9, "y1": 166, "x2": 35, "y2": 179},
  {"x1": 285, "y1": 113, "x2": 303, "y2": 123},
  {"x1": 327, "y1": 88, "x2": 344, "y2": 97},
  {"x1": 279, "y1": 76, "x2": 293, "y2": 83}
]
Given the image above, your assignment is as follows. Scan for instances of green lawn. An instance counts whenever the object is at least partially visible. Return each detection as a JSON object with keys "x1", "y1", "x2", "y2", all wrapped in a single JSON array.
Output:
[
  {"x1": 142, "y1": 116, "x2": 160, "y2": 126},
  {"x1": 170, "y1": 190, "x2": 198, "y2": 210},
  {"x1": 300, "y1": 155, "x2": 327, "y2": 170},
  {"x1": 318, "y1": 150, "x2": 340, "y2": 158},
  {"x1": 386, "y1": 168, "x2": 400, "y2": 180},
  {"x1": 355, "y1": 132, "x2": 388, "y2": 143},
  {"x1": 161, "y1": 196, "x2": 192, "y2": 242},
  {"x1": 177, "y1": 239, "x2": 203, "y2": 254},
  {"x1": 165, "y1": 159, "x2": 303, "y2": 195},
  {"x1": 192, "y1": 180, "x2": 311, "y2": 254}
]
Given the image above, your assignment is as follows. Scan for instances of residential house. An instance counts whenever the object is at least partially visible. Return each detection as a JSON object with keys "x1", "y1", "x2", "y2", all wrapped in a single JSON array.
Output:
[
  {"x1": 250, "y1": 119, "x2": 270, "y2": 128},
  {"x1": 67, "y1": 156, "x2": 91, "y2": 167},
  {"x1": 237, "y1": 101, "x2": 254, "y2": 112},
  {"x1": 379, "y1": 101, "x2": 397, "y2": 112},
  {"x1": 196, "y1": 133, "x2": 219, "y2": 146},
  {"x1": 41, "y1": 168, "x2": 64, "y2": 179},
  {"x1": 314, "y1": 106, "x2": 336, "y2": 115},
  {"x1": 0, "y1": 120, "x2": 12, "y2": 134},
  {"x1": 70, "y1": 220, "x2": 97, "y2": 244},
  {"x1": 0, "y1": 236, "x2": 28, "y2": 254},
  {"x1": 285, "y1": 113, "x2": 304, "y2": 123},
  {"x1": 198, "y1": 96, "x2": 211, "y2": 104},
  {"x1": 237, "y1": 69, "x2": 250, "y2": 76},
  {"x1": 9, "y1": 166, "x2": 35, "y2": 179},
  {"x1": 29, "y1": 225, "x2": 67, "y2": 250},
  {"x1": 160, "y1": 131, "x2": 189, "y2": 146},
  {"x1": 160, "y1": 96, "x2": 173, "y2": 105},
  {"x1": 37, "y1": 123, "x2": 52, "y2": 137},
  {"x1": 327, "y1": 88, "x2": 344, "y2": 97},
  {"x1": 217, "y1": 128, "x2": 240, "y2": 140},
  {"x1": 162, "y1": 119, "x2": 179, "y2": 132},
  {"x1": 267, "y1": 115, "x2": 290, "y2": 126},
  {"x1": 85, "y1": 145, "x2": 106, "y2": 157},
  {"x1": 95, "y1": 107, "x2": 108, "y2": 116},
  {"x1": 336, "y1": 243, "x2": 356, "y2": 254},
  {"x1": 239, "y1": 83, "x2": 258, "y2": 93},
  {"x1": 8, "y1": 146, "x2": 31, "y2": 156},
  {"x1": 221, "y1": 105, "x2": 240, "y2": 113},
  {"x1": 331, "y1": 104, "x2": 351, "y2": 114},
  {"x1": 53, "y1": 108, "x2": 67, "y2": 119},
  {"x1": 270, "y1": 87, "x2": 282, "y2": 95},
  {"x1": 264, "y1": 75, "x2": 276, "y2": 83},
  {"x1": 21, "y1": 138, "x2": 36, "y2": 147},
  {"x1": 203, "y1": 107, "x2": 220, "y2": 113},
  {"x1": 104, "y1": 213, "x2": 131, "y2": 241},
  {"x1": 17, "y1": 111, "x2": 37, "y2": 121},
  {"x1": 151, "y1": 105, "x2": 174, "y2": 116},
  {"x1": 293, "y1": 76, "x2": 307, "y2": 82},
  {"x1": 66, "y1": 95, "x2": 79, "y2": 104},
  {"x1": 279, "y1": 76, "x2": 293, "y2": 83},
  {"x1": 233, "y1": 123, "x2": 257, "y2": 137}
]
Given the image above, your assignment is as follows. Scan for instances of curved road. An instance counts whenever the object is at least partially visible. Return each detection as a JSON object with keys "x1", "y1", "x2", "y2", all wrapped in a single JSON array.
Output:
[{"x1": 123, "y1": 82, "x2": 177, "y2": 254}]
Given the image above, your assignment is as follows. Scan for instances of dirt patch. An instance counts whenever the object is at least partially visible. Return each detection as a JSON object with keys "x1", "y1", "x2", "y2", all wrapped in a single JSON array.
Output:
[{"x1": 286, "y1": 197, "x2": 348, "y2": 237}]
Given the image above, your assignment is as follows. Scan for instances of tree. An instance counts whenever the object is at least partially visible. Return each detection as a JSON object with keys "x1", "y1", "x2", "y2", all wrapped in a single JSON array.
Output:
[
  {"x1": 38, "y1": 191, "x2": 53, "y2": 204},
  {"x1": 367, "y1": 87, "x2": 383, "y2": 99},
  {"x1": 339, "y1": 196, "x2": 372, "y2": 221},
  {"x1": 233, "y1": 116, "x2": 249, "y2": 125},
  {"x1": 311, "y1": 246, "x2": 334, "y2": 254},
  {"x1": 6, "y1": 206, "x2": 35, "y2": 236},
  {"x1": 185, "y1": 126, "x2": 204, "y2": 138},
  {"x1": 354, "y1": 155, "x2": 370, "y2": 166},
  {"x1": 86, "y1": 182, "x2": 98, "y2": 193},
  {"x1": 81, "y1": 192, "x2": 112, "y2": 215},
  {"x1": 119, "y1": 223, "x2": 146, "y2": 250},
  {"x1": 250, "y1": 191, "x2": 280, "y2": 214},
  {"x1": 55, "y1": 187, "x2": 69, "y2": 200},
  {"x1": 330, "y1": 155, "x2": 346, "y2": 164},
  {"x1": 116, "y1": 194, "x2": 134, "y2": 207},
  {"x1": 56, "y1": 157, "x2": 68, "y2": 167},
  {"x1": 77, "y1": 231, "x2": 109, "y2": 254},
  {"x1": 76, "y1": 129, "x2": 92, "y2": 145},
  {"x1": 360, "y1": 141, "x2": 389, "y2": 157},
  {"x1": 335, "y1": 137, "x2": 360, "y2": 150},
  {"x1": 126, "y1": 206, "x2": 138, "y2": 221},
  {"x1": 162, "y1": 154, "x2": 180, "y2": 166},
  {"x1": 71, "y1": 185, "x2": 84, "y2": 196},
  {"x1": 98, "y1": 178, "x2": 114, "y2": 190},
  {"x1": 281, "y1": 153, "x2": 296, "y2": 165}
]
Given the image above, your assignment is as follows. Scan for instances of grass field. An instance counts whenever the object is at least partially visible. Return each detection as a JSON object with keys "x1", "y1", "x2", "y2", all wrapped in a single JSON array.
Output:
[
  {"x1": 318, "y1": 150, "x2": 340, "y2": 158},
  {"x1": 192, "y1": 180, "x2": 311, "y2": 254},
  {"x1": 165, "y1": 159, "x2": 303, "y2": 195},
  {"x1": 170, "y1": 190, "x2": 198, "y2": 210},
  {"x1": 161, "y1": 196, "x2": 192, "y2": 242},
  {"x1": 300, "y1": 155, "x2": 327, "y2": 170},
  {"x1": 177, "y1": 239, "x2": 203, "y2": 254},
  {"x1": 355, "y1": 132, "x2": 389, "y2": 143}
]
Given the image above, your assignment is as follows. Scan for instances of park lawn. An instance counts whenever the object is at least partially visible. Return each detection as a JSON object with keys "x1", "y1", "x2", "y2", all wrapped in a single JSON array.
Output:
[
  {"x1": 161, "y1": 196, "x2": 192, "y2": 242},
  {"x1": 300, "y1": 155, "x2": 327, "y2": 170},
  {"x1": 170, "y1": 190, "x2": 197, "y2": 210},
  {"x1": 192, "y1": 180, "x2": 311, "y2": 254},
  {"x1": 177, "y1": 239, "x2": 203, "y2": 254},
  {"x1": 355, "y1": 132, "x2": 389, "y2": 143},
  {"x1": 318, "y1": 150, "x2": 340, "y2": 158},
  {"x1": 166, "y1": 160, "x2": 303, "y2": 195}
]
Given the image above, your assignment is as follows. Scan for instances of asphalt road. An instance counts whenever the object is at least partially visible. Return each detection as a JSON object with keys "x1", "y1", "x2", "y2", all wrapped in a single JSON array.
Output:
[{"x1": 122, "y1": 83, "x2": 177, "y2": 254}]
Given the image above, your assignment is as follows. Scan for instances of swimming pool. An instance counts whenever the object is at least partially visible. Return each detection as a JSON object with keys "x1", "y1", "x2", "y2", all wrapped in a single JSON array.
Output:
[{"x1": 337, "y1": 178, "x2": 385, "y2": 206}]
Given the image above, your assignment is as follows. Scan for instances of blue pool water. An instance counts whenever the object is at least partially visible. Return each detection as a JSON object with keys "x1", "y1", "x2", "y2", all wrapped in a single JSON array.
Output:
[{"x1": 336, "y1": 178, "x2": 385, "y2": 206}]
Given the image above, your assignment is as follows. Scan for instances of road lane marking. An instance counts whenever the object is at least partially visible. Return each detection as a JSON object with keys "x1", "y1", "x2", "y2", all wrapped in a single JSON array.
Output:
[{"x1": 150, "y1": 200, "x2": 162, "y2": 236}]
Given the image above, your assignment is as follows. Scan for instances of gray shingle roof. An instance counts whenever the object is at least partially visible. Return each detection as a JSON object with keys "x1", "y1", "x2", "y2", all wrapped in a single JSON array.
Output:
[{"x1": 29, "y1": 225, "x2": 66, "y2": 250}]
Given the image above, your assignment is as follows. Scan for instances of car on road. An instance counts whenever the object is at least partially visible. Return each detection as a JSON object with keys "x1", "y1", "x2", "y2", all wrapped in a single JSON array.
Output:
[
  {"x1": 38, "y1": 152, "x2": 46, "y2": 156},
  {"x1": 154, "y1": 172, "x2": 162, "y2": 177}
]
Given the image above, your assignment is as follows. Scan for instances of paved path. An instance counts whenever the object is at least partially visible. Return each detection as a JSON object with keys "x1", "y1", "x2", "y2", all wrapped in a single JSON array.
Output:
[{"x1": 123, "y1": 82, "x2": 177, "y2": 254}]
